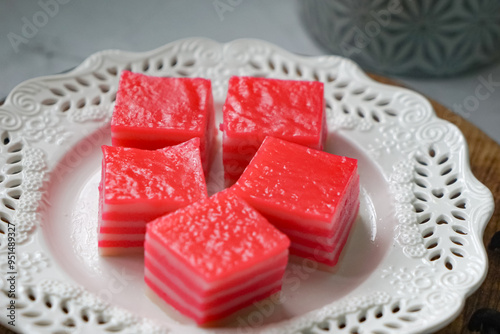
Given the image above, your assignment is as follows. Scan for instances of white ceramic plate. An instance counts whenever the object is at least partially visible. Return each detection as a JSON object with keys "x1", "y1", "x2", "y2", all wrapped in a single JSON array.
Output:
[{"x1": 0, "y1": 38, "x2": 494, "y2": 334}]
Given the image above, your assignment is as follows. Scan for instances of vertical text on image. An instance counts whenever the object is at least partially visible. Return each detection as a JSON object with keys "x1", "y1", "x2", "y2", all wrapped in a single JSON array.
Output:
[{"x1": 5, "y1": 221, "x2": 17, "y2": 327}]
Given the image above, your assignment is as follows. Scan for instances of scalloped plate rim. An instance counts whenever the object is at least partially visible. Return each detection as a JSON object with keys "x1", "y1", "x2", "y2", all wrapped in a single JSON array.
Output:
[{"x1": 0, "y1": 37, "x2": 495, "y2": 334}]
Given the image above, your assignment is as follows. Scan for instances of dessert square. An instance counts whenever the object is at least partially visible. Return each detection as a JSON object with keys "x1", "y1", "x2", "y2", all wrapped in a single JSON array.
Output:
[
  {"x1": 144, "y1": 190, "x2": 290, "y2": 324},
  {"x1": 232, "y1": 136, "x2": 359, "y2": 267},
  {"x1": 221, "y1": 76, "x2": 325, "y2": 184},
  {"x1": 111, "y1": 71, "x2": 216, "y2": 174},
  {"x1": 98, "y1": 138, "x2": 207, "y2": 255}
]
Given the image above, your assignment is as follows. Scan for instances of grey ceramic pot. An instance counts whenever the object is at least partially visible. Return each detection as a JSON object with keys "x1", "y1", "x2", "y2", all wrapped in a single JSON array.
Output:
[{"x1": 302, "y1": 0, "x2": 500, "y2": 77}]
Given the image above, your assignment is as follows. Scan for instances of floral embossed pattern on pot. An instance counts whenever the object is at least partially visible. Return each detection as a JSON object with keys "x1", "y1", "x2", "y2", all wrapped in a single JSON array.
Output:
[{"x1": 302, "y1": 0, "x2": 500, "y2": 77}]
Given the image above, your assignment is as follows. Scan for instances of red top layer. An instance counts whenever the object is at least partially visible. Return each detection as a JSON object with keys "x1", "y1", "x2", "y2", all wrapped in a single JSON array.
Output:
[
  {"x1": 101, "y1": 138, "x2": 207, "y2": 205},
  {"x1": 147, "y1": 190, "x2": 290, "y2": 282},
  {"x1": 233, "y1": 137, "x2": 358, "y2": 221},
  {"x1": 111, "y1": 71, "x2": 210, "y2": 135},
  {"x1": 222, "y1": 76, "x2": 324, "y2": 142}
]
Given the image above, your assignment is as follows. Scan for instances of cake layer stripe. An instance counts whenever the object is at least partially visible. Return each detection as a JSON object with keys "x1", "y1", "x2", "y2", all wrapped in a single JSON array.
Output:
[
  {"x1": 145, "y1": 235, "x2": 288, "y2": 294},
  {"x1": 98, "y1": 239, "x2": 144, "y2": 248},
  {"x1": 145, "y1": 253, "x2": 285, "y2": 307},
  {"x1": 289, "y1": 202, "x2": 360, "y2": 266},
  {"x1": 145, "y1": 269, "x2": 282, "y2": 324}
]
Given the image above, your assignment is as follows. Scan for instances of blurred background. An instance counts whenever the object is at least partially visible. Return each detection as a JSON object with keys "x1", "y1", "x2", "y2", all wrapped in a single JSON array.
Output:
[{"x1": 0, "y1": 0, "x2": 499, "y2": 143}]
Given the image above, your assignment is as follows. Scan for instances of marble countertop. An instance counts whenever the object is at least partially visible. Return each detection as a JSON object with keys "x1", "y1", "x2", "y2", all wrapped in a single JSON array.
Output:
[{"x1": 1, "y1": 0, "x2": 499, "y2": 144}]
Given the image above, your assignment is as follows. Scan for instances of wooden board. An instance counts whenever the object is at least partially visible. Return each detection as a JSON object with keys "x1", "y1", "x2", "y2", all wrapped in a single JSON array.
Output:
[{"x1": 1, "y1": 75, "x2": 498, "y2": 334}]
